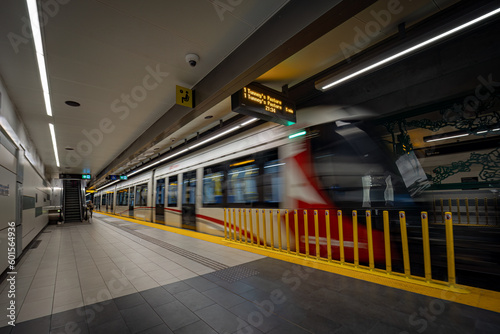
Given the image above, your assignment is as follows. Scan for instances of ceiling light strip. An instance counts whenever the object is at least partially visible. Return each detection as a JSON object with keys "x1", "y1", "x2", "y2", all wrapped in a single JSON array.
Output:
[
  {"x1": 48, "y1": 123, "x2": 60, "y2": 167},
  {"x1": 320, "y1": 7, "x2": 500, "y2": 91},
  {"x1": 125, "y1": 118, "x2": 258, "y2": 179},
  {"x1": 27, "y1": 0, "x2": 53, "y2": 116},
  {"x1": 424, "y1": 133, "x2": 469, "y2": 143}
]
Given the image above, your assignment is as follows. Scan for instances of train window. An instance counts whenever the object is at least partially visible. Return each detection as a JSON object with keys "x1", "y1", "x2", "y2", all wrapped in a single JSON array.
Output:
[
  {"x1": 228, "y1": 162, "x2": 259, "y2": 204},
  {"x1": 263, "y1": 159, "x2": 283, "y2": 203},
  {"x1": 156, "y1": 179, "x2": 165, "y2": 206},
  {"x1": 135, "y1": 183, "x2": 148, "y2": 207},
  {"x1": 167, "y1": 176, "x2": 178, "y2": 207},
  {"x1": 101, "y1": 195, "x2": 106, "y2": 205},
  {"x1": 182, "y1": 171, "x2": 196, "y2": 204},
  {"x1": 117, "y1": 189, "x2": 129, "y2": 206},
  {"x1": 203, "y1": 166, "x2": 224, "y2": 205}
]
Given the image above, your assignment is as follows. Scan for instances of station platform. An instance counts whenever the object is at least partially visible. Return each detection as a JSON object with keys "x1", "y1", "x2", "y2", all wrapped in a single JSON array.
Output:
[{"x1": 1, "y1": 213, "x2": 499, "y2": 334}]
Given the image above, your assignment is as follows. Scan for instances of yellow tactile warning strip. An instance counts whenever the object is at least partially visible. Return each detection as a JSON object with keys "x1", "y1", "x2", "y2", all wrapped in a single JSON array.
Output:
[{"x1": 94, "y1": 211, "x2": 500, "y2": 313}]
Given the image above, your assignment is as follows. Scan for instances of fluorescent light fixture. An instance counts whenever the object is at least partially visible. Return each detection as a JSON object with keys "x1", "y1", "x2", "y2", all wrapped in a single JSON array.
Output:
[
  {"x1": 48, "y1": 123, "x2": 60, "y2": 167},
  {"x1": 127, "y1": 118, "x2": 257, "y2": 177},
  {"x1": 289, "y1": 131, "x2": 306, "y2": 139},
  {"x1": 318, "y1": 7, "x2": 500, "y2": 91},
  {"x1": 27, "y1": 0, "x2": 53, "y2": 116},
  {"x1": 424, "y1": 132, "x2": 469, "y2": 143},
  {"x1": 264, "y1": 163, "x2": 285, "y2": 168}
]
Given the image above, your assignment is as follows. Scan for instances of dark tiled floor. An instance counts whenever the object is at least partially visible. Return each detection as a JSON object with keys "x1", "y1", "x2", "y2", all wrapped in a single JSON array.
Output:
[{"x1": 2, "y1": 258, "x2": 500, "y2": 333}]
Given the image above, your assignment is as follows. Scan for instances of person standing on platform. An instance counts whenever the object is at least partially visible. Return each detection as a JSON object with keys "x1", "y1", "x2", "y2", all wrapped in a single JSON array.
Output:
[{"x1": 87, "y1": 201, "x2": 94, "y2": 218}]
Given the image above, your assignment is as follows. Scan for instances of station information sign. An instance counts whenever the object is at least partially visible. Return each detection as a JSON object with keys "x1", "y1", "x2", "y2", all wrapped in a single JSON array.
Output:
[
  {"x1": 59, "y1": 174, "x2": 91, "y2": 179},
  {"x1": 231, "y1": 83, "x2": 296, "y2": 126},
  {"x1": 108, "y1": 175, "x2": 128, "y2": 181}
]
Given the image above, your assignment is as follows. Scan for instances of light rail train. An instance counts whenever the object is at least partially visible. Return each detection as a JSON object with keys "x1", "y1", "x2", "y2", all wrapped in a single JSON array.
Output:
[{"x1": 93, "y1": 108, "x2": 427, "y2": 264}]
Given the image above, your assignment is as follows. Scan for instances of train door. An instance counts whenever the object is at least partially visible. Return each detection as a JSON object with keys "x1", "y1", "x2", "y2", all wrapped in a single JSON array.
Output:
[
  {"x1": 181, "y1": 170, "x2": 196, "y2": 230},
  {"x1": 155, "y1": 179, "x2": 165, "y2": 223},
  {"x1": 109, "y1": 193, "x2": 114, "y2": 213},
  {"x1": 129, "y1": 186, "x2": 134, "y2": 217}
]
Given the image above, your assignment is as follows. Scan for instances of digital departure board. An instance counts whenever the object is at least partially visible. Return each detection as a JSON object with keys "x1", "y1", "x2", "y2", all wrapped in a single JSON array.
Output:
[{"x1": 231, "y1": 83, "x2": 296, "y2": 126}]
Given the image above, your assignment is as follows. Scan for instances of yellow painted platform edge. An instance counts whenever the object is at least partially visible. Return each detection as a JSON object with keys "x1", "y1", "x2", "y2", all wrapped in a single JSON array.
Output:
[{"x1": 95, "y1": 211, "x2": 500, "y2": 313}]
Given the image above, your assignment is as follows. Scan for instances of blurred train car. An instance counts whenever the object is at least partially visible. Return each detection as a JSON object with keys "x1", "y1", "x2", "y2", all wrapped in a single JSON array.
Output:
[{"x1": 94, "y1": 107, "x2": 430, "y2": 264}]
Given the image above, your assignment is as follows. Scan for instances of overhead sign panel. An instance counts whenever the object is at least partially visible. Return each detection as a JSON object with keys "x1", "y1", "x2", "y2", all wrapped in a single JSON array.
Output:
[
  {"x1": 176, "y1": 85, "x2": 194, "y2": 108},
  {"x1": 59, "y1": 174, "x2": 91, "y2": 179},
  {"x1": 108, "y1": 175, "x2": 128, "y2": 181},
  {"x1": 231, "y1": 83, "x2": 296, "y2": 126}
]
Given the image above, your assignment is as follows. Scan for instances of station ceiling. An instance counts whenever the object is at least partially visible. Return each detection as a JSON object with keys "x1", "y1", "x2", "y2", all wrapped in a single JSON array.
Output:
[{"x1": 1, "y1": 0, "x2": 485, "y2": 187}]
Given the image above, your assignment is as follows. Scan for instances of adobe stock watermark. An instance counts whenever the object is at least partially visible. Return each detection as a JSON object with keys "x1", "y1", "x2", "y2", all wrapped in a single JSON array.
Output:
[
  {"x1": 232, "y1": 264, "x2": 315, "y2": 334},
  {"x1": 212, "y1": 0, "x2": 243, "y2": 21},
  {"x1": 65, "y1": 64, "x2": 169, "y2": 167},
  {"x1": 340, "y1": 0, "x2": 404, "y2": 61},
  {"x1": 8, "y1": 0, "x2": 72, "y2": 54},
  {"x1": 400, "y1": 288, "x2": 458, "y2": 333}
]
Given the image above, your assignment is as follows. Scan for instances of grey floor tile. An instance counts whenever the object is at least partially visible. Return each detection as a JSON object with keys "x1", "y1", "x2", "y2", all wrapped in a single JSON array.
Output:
[
  {"x1": 183, "y1": 276, "x2": 218, "y2": 292},
  {"x1": 203, "y1": 286, "x2": 246, "y2": 309},
  {"x1": 174, "y1": 320, "x2": 217, "y2": 334},
  {"x1": 137, "y1": 324, "x2": 174, "y2": 334},
  {"x1": 163, "y1": 281, "x2": 192, "y2": 295},
  {"x1": 11, "y1": 316, "x2": 50, "y2": 334},
  {"x1": 154, "y1": 301, "x2": 200, "y2": 331},
  {"x1": 50, "y1": 307, "x2": 87, "y2": 329},
  {"x1": 174, "y1": 289, "x2": 215, "y2": 312},
  {"x1": 114, "y1": 292, "x2": 146, "y2": 310},
  {"x1": 229, "y1": 301, "x2": 283, "y2": 333},
  {"x1": 120, "y1": 304, "x2": 163, "y2": 333},
  {"x1": 195, "y1": 304, "x2": 248, "y2": 334},
  {"x1": 85, "y1": 301, "x2": 122, "y2": 328},
  {"x1": 87, "y1": 318, "x2": 131, "y2": 334},
  {"x1": 51, "y1": 321, "x2": 89, "y2": 334},
  {"x1": 140, "y1": 287, "x2": 176, "y2": 307}
]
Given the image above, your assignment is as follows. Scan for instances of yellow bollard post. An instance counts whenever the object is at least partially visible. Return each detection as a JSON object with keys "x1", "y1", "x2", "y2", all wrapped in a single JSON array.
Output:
[
  {"x1": 456, "y1": 199, "x2": 461, "y2": 224},
  {"x1": 444, "y1": 212, "x2": 456, "y2": 286},
  {"x1": 366, "y1": 210, "x2": 374, "y2": 270},
  {"x1": 269, "y1": 209, "x2": 274, "y2": 250},
  {"x1": 383, "y1": 211, "x2": 392, "y2": 273},
  {"x1": 294, "y1": 210, "x2": 299, "y2": 255},
  {"x1": 285, "y1": 210, "x2": 290, "y2": 253},
  {"x1": 337, "y1": 210, "x2": 345, "y2": 264},
  {"x1": 238, "y1": 209, "x2": 242, "y2": 242},
  {"x1": 233, "y1": 209, "x2": 237, "y2": 242},
  {"x1": 224, "y1": 208, "x2": 227, "y2": 240},
  {"x1": 304, "y1": 210, "x2": 309, "y2": 257},
  {"x1": 262, "y1": 209, "x2": 267, "y2": 249},
  {"x1": 326, "y1": 211, "x2": 332, "y2": 262},
  {"x1": 255, "y1": 209, "x2": 261, "y2": 246},
  {"x1": 249, "y1": 209, "x2": 254, "y2": 245},
  {"x1": 277, "y1": 210, "x2": 282, "y2": 251},
  {"x1": 243, "y1": 209, "x2": 248, "y2": 243},
  {"x1": 314, "y1": 210, "x2": 320, "y2": 259},
  {"x1": 352, "y1": 210, "x2": 359, "y2": 267},
  {"x1": 399, "y1": 212, "x2": 411, "y2": 277},
  {"x1": 421, "y1": 212, "x2": 432, "y2": 282}
]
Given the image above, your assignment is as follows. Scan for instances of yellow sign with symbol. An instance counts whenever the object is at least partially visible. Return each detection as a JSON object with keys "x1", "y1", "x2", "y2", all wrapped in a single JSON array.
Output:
[{"x1": 176, "y1": 85, "x2": 193, "y2": 108}]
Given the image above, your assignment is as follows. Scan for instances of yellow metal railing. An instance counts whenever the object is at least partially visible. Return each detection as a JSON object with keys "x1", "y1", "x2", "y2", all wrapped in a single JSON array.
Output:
[
  {"x1": 433, "y1": 197, "x2": 499, "y2": 226},
  {"x1": 224, "y1": 208, "x2": 463, "y2": 291}
]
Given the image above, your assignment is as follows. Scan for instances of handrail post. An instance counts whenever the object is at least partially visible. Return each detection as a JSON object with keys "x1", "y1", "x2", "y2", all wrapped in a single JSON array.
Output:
[
  {"x1": 445, "y1": 212, "x2": 456, "y2": 286},
  {"x1": 421, "y1": 212, "x2": 432, "y2": 282}
]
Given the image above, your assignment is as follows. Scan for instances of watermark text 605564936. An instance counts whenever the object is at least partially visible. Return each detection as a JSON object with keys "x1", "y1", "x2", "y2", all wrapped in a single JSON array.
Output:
[{"x1": 6, "y1": 221, "x2": 17, "y2": 326}]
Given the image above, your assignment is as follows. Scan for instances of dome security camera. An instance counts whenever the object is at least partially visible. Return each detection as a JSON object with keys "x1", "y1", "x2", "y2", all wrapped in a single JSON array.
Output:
[{"x1": 185, "y1": 53, "x2": 199, "y2": 67}]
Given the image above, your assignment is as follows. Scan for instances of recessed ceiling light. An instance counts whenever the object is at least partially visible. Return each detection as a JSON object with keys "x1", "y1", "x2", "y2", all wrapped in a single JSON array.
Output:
[
  {"x1": 65, "y1": 101, "x2": 81, "y2": 107},
  {"x1": 204, "y1": 115, "x2": 213, "y2": 119}
]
